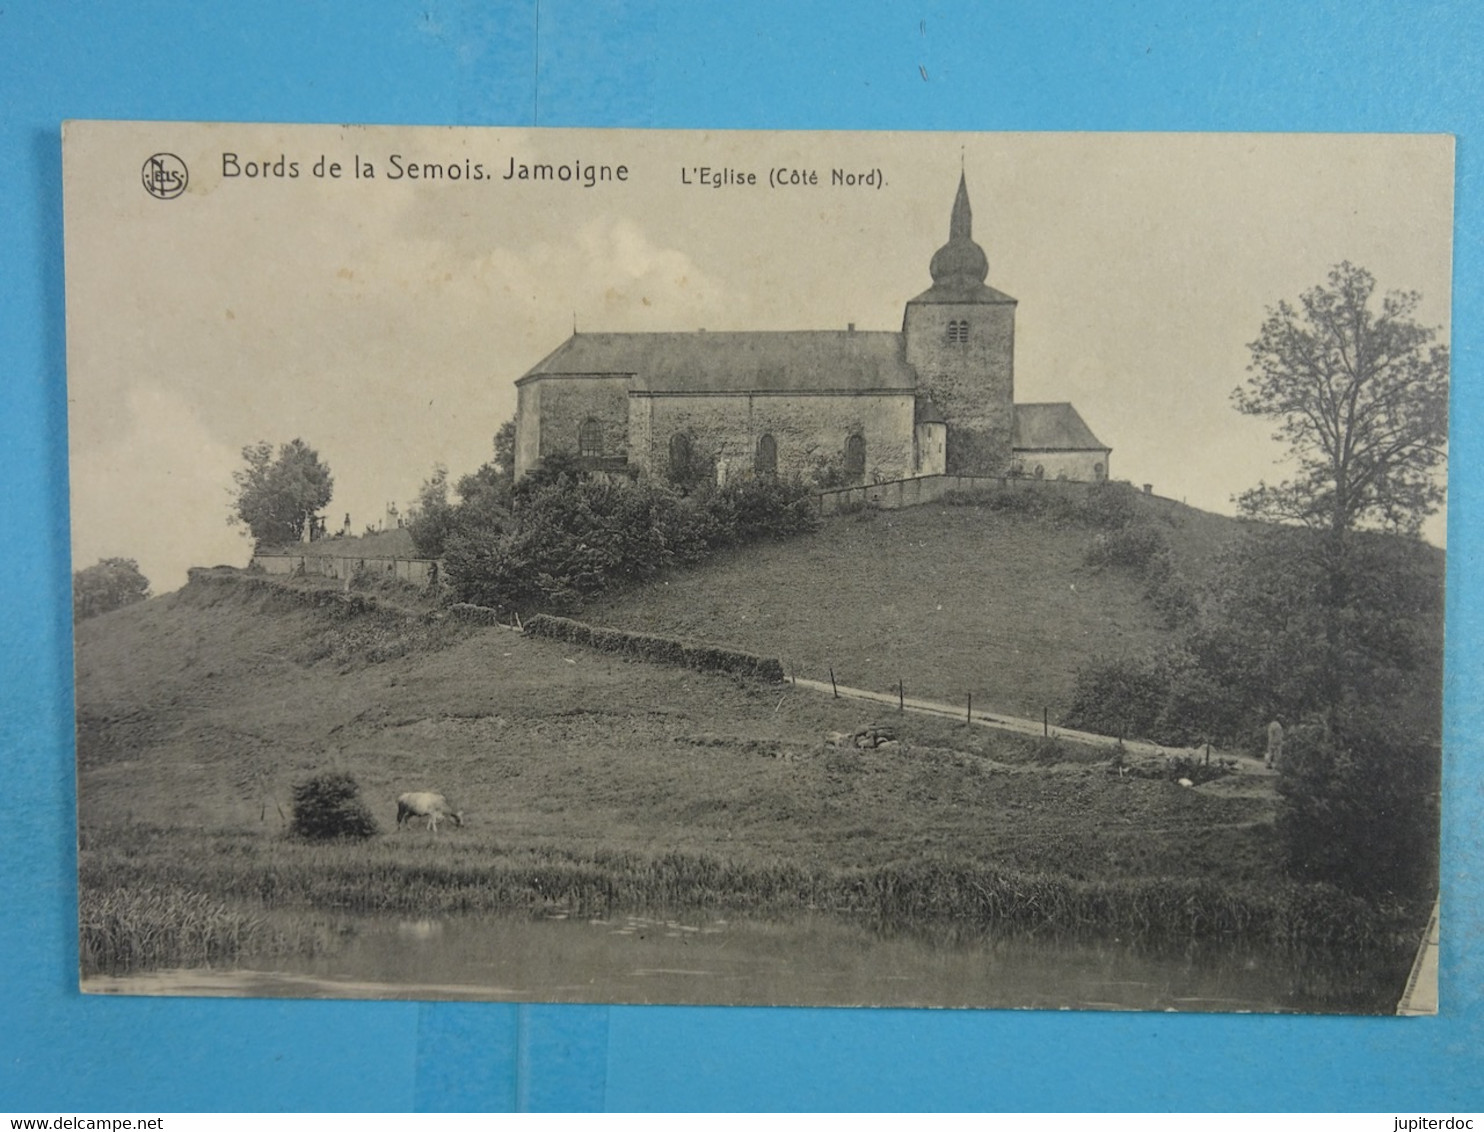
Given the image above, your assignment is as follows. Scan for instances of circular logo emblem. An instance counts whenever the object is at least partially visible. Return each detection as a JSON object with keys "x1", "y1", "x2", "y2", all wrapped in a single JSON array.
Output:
[{"x1": 141, "y1": 153, "x2": 188, "y2": 200}]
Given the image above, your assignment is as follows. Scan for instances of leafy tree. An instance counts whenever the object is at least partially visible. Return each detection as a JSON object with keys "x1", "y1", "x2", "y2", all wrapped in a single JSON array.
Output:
[
  {"x1": 1062, "y1": 526, "x2": 1443, "y2": 752},
  {"x1": 492, "y1": 419, "x2": 517, "y2": 480},
  {"x1": 1235, "y1": 263, "x2": 1447, "y2": 716},
  {"x1": 230, "y1": 439, "x2": 334, "y2": 549},
  {"x1": 406, "y1": 463, "x2": 457, "y2": 558},
  {"x1": 1234, "y1": 261, "x2": 1449, "y2": 540},
  {"x1": 1275, "y1": 710, "x2": 1439, "y2": 901},
  {"x1": 73, "y1": 557, "x2": 151, "y2": 621},
  {"x1": 456, "y1": 461, "x2": 513, "y2": 522}
]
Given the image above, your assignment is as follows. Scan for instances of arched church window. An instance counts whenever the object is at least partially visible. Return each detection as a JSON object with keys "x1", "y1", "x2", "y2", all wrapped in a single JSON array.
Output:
[
  {"x1": 755, "y1": 433, "x2": 778, "y2": 477},
  {"x1": 579, "y1": 418, "x2": 604, "y2": 457},
  {"x1": 844, "y1": 433, "x2": 867, "y2": 484},
  {"x1": 946, "y1": 319, "x2": 969, "y2": 344},
  {"x1": 1093, "y1": 462, "x2": 1105, "y2": 481}
]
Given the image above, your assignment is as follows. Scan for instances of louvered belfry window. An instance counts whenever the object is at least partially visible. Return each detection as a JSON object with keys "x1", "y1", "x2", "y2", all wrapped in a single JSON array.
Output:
[{"x1": 946, "y1": 319, "x2": 969, "y2": 344}]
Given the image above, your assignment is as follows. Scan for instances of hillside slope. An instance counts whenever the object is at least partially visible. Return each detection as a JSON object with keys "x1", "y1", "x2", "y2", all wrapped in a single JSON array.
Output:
[
  {"x1": 586, "y1": 492, "x2": 1251, "y2": 721},
  {"x1": 74, "y1": 573, "x2": 1276, "y2": 882}
]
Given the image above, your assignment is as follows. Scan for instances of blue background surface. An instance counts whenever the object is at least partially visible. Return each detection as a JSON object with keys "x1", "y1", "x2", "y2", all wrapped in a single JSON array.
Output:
[{"x1": 2, "y1": 1, "x2": 1480, "y2": 1111}]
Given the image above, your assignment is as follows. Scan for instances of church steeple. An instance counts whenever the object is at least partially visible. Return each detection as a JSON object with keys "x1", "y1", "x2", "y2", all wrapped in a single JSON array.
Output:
[
  {"x1": 928, "y1": 173, "x2": 989, "y2": 290},
  {"x1": 950, "y1": 171, "x2": 972, "y2": 239},
  {"x1": 903, "y1": 170, "x2": 1017, "y2": 477}
]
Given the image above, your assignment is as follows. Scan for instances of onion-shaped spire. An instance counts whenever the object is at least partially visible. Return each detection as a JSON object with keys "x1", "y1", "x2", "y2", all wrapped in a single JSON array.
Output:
[{"x1": 928, "y1": 173, "x2": 989, "y2": 288}]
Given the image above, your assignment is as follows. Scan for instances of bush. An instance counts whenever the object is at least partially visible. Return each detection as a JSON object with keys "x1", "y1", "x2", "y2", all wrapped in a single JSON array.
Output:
[
  {"x1": 1062, "y1": 654, "x2": 1171, "y2": 742},
  {"x1": 1276, "y1": 713, "x2": 1439, "y2": 901},
  {"x1": 446, "y1": 469, "x2": 818, "y2": 613},
  {"x1": 289, "y1": 772, "x2": 379, "y2": 840},
  {"x1": 938, "y1": 480, "x2": 1142, "y2": 532},
  {"x1": 1146, "y1": 562, "x2": 1199, "y2": 627},
  {"x1": 710, "y1": 476, "x2": 819, "y2": 545},
  {"x1": 1085, "y1": 522, "x2": 1169, "y2": 571}
]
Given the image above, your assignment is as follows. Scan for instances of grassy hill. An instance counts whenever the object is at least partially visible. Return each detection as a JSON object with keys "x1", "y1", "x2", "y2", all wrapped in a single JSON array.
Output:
[
  {"x1": 74, "y1": 563, "x2": 1428, "y2": 1002},
  {"x1": 74, "y1": 571, "x2": 1273, "y2": 879},
  {"x1": 586, "y1": 489, "x2": 1251, "y2": 721}
]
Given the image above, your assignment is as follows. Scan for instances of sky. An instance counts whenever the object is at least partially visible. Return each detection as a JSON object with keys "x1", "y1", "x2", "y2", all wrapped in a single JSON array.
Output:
[{"x1": 62, "y1": 123, "x2": 1454, "y2": 592}]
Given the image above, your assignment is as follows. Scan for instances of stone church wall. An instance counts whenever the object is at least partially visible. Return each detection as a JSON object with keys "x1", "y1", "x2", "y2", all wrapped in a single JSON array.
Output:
[
  {"x1": 633, "y1": 391, "x2": 916, "y2": 483},
  {"x1": 524, "y1": 375, "x2": 631, "y2": 465},
  {"x1": 513, "y1": 381, "x2": 542, "y2": 477},
  {"x1": 1011, "y1": 449, "x2": 1110, "y2": 483}
]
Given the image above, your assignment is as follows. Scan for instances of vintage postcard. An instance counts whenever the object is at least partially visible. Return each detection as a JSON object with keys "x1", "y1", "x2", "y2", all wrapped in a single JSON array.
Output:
[{"x1": 64, "y1": 123, "x2": 1450, "y2": 1012}]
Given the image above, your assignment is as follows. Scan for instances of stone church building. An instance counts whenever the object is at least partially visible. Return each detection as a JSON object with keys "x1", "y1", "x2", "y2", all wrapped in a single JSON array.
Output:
[{"x1": 513, "y1": 175, "x2": 1110, "y2": 486}]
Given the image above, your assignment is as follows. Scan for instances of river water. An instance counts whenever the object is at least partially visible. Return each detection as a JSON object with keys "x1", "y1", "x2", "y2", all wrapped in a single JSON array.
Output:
[{"x1": 82, "y1": 909, "x2": 1404, "y2": 1013}]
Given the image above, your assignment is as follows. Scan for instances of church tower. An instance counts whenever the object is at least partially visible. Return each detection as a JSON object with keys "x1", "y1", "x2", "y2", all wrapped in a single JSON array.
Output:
[{"x1": 903, "y1": 174, "x2": 1017, "y2": 475}]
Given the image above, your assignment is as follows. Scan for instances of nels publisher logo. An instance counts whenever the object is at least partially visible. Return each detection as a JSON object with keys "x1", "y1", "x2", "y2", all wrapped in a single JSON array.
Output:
[{"x1": 141, "y1": 153, "x2": 188, "y2": 200}]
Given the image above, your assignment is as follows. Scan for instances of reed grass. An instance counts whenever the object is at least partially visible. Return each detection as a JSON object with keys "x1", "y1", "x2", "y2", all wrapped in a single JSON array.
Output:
[
  {"x1": 80, "y1": 824, "x2": 1417, "y2": 975},
  {"x1": 79, "y1": 885, "x2": 265, "y2": 974}
]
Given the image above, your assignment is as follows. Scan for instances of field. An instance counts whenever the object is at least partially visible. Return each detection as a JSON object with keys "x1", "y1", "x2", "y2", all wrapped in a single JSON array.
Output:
[
  {"x1": 76, "y1": 572, "x2": 1273, "y2": 877},
  {"x1": 71, "y1": 516, "x2": 1421, "y2": 1000},
  {"x1": 587, "y1": 490, "x2": 1249, "y2": 719}
]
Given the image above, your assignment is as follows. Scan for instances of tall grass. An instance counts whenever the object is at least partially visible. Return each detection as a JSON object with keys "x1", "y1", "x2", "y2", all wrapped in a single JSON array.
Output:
[
  {"x1": 79, "y1": 886, "x2": 265, "y2": 974},
  {"x1": 81, "y1": 825, "x2": 1415, "y2": 972}
]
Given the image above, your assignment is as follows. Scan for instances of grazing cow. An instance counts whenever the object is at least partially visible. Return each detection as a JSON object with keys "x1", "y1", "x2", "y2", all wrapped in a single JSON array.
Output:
[{"x1": 397, "y1": 791, "x2": 463, "y2": 833}]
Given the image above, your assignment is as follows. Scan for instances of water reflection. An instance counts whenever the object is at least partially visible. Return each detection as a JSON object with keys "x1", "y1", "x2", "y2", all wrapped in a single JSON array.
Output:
[
  {"x1": 396, "y1": 919, "x2": 444, "y2": 942},
  {"x1": 83, "y1": 907, "x2": 1405, "y2": 1013}
]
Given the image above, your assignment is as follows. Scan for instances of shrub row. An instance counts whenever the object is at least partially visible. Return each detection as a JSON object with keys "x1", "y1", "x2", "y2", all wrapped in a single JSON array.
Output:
[
  {"x1": 1083, "y1": 514, "x2": 1197, "y2": 629},
  {"x1": 525, "y1": 613, "x2": 786, "y2": 682},
  {"x1": 444, "y1": 473, "x2": 821, "y2": 613},
  {"x1": 939, "y1": 480, "x2": 1141, "y2": 531}
]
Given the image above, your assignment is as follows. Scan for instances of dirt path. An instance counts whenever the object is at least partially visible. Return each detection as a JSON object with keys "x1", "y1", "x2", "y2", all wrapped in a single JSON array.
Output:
[{"x1": 790, "y1": 674, "x2": 1271, "y2": 772}]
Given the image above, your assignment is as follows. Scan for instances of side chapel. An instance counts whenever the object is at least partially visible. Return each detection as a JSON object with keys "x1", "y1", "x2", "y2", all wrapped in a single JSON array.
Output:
[{"x1": 512, "y1": 174, "x2": 1110, "y2": 486}]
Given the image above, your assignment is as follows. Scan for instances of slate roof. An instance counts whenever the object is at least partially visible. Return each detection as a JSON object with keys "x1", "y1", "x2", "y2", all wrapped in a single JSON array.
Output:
[
  {"x1": 905, "y1": 281, "x2": 1019, "y2": 306},
  {"x1": 1012, "y1": 402, "x2": 1109, "y2": 451},
  {"x1": 517, "y1": 331, "x2": 918, "y2": 394}
]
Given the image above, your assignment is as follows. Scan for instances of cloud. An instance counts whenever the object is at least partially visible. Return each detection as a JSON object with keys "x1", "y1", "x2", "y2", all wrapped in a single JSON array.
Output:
[
  {"x1": 67, "y1": 215, "x2": 734, "y2": 591},
  {"x1": 70, "y1": 383, "x2": 248, "y2": 593}
]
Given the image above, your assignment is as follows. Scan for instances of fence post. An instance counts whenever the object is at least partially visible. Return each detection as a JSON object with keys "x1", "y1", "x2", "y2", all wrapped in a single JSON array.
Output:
[
  {"x1": 898, "y1": 680, "x2": 904, "y2": 713},
  {"x1": 1043, "y1": 707, "x2": 1048, "y2": 737},
  {"x1": 829, "y1": 666, "x2": 838, "y2": 698},
  {"x1": 967, "y1": 693, "x2": 972, "y2": 724}
]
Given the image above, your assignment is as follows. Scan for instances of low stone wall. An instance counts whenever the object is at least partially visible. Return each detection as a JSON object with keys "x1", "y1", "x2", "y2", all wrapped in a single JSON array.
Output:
[
  {"x1": 816, "y1": 473, "x2": 1133, "y2": 516},
  {"x1": 816, "y1": 474, "x2": 1001, "y2": 515},
  {"x1": 250, "y1": 552, "x2": 438, "y2": 585},
  {"x1": 524, "y1": 613, "x2": 786, "y2": 682}
]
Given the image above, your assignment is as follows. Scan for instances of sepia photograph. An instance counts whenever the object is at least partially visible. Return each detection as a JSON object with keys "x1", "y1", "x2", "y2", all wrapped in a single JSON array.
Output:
[{"x1": 64, "y1": 122, "x2": 1450, "y2": 1012}]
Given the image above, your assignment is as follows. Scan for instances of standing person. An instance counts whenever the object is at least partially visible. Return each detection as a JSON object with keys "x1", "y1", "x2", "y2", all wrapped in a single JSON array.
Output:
[{"x1": 1266, "y1": 719, "x2": 1284, "y2": 769}]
